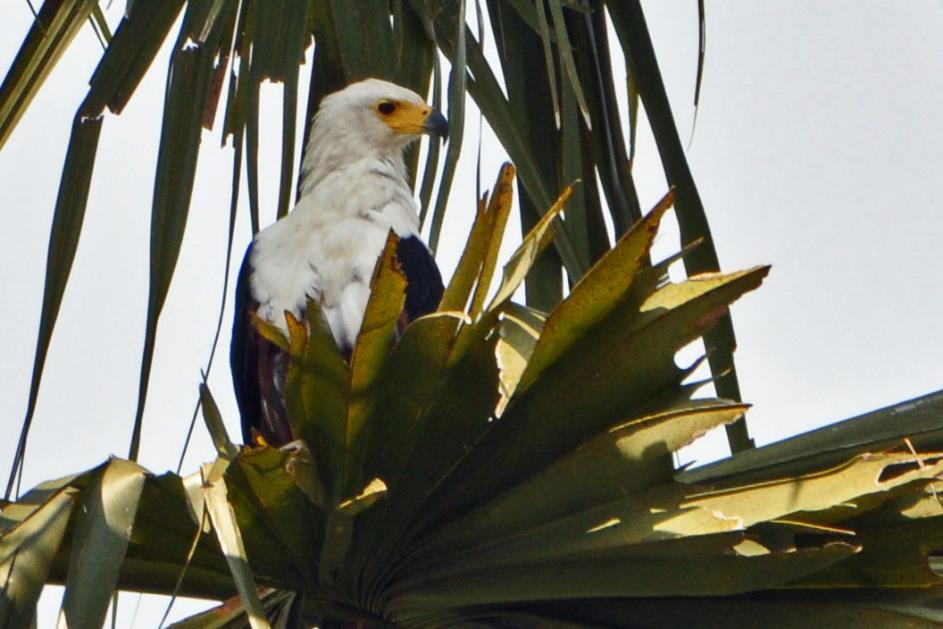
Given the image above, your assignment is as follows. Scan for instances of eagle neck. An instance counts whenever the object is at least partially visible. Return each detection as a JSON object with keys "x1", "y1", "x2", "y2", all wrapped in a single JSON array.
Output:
[{"x1": 299, "y1": 122, "x2": 410, "y2": 196}]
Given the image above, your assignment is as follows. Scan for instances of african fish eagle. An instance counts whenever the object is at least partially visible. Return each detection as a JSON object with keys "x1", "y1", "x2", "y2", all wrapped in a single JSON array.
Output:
[{"x1": 230, "y1": 78, "x2": 449, "y2": 447}]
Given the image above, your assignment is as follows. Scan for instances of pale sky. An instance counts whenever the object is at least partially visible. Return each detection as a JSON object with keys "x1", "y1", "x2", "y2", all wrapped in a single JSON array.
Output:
[{"x1": 1, "y1": 1, "x2": 942, "y2": 626}]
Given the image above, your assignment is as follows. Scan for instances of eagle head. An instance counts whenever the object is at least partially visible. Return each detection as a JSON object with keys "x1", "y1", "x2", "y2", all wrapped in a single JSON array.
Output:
[{"x1": 314, "y1": 78, "x2": 449, "y2": 153}]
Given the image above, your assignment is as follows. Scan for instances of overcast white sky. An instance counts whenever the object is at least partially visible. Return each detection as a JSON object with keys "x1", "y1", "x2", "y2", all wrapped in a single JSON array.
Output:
[{"x1": 2, "y1": 1, "x2": 942, "y2": 626}]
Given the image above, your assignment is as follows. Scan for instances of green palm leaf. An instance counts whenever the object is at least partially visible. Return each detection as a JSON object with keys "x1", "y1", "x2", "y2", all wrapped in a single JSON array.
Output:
[
  {"x1": 4, "y1": 169, "x2": 942, "y2": 626},
  {"x1": 3, "y1": 3, "x2": 943, "y2": 627}
]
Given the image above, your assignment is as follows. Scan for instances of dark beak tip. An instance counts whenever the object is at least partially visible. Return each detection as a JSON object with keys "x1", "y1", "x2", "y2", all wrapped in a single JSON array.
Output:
[{"x1": 426, "y1": 110, "x2": 450, "y2": 140}]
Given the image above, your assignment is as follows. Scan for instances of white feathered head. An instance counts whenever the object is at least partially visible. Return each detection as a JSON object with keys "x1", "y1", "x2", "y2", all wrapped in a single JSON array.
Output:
[
  {"x1": 300, "y1": 78, "x2": 448, "y2": 191},
  {"x1": 314, "y1": 78, "x2": 447, "y2": 150}
]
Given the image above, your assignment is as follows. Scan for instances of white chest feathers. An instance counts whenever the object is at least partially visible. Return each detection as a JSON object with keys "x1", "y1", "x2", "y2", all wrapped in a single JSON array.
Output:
[{"x1": 249, "y1": 159, "x2": 419, "y2": 349}]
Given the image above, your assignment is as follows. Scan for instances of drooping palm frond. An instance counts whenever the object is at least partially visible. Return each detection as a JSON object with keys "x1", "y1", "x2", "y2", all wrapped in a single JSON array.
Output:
[
  {"x1": 2, "y1": 173, "x2": 942, "y2": 627},
  {"x1": 6, "y1": 3, "x2": 943, "y2": 626},
  {"x1": 1, "y1": 0, "x2": 754, "y2": 501}
]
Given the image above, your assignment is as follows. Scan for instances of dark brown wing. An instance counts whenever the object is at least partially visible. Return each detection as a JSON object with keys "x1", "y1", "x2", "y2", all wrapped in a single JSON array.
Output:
[
  {"x1": 231, "y1": 243, "x2": 293, "y2": 446},
  {"x1": 395, "y1": 234, "x2": 444, "y2": 333}
]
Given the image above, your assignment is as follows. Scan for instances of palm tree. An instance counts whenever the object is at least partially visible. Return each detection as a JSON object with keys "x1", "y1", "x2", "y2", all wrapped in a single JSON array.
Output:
[{"x1": 2, "y1": 1, "x2": 942, "y2": 627}]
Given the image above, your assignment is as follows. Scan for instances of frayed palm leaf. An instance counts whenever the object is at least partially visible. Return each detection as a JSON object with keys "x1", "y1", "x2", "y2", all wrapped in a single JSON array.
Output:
[{"x1": 3, "y1": 172, "x2": 942, "y2": 628}]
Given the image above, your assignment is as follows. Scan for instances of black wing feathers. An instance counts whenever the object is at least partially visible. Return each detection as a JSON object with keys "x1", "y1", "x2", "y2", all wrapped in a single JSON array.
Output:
[
  {"x1": 231, "y1": 244, "x2": 260, "y2": 445},
  {"x1": 396, "y1": 235, "x2": 444, "y2": 322},
  {"x1": 231, "y1": 243, "x2": 292, "y2": 446}
]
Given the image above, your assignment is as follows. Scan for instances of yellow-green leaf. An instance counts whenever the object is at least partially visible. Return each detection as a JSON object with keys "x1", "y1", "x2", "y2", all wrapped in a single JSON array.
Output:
[
  {"x1": 519, "y1": 190, "x2": 674, "y2": 391},
  {"x1": 345, "y1": 232, "x2": 407, "y2": 493},
  {"x1": 58, "y1": 459, "x2": 146, "y2": 629},
  {"x1": 0, "y1": 488, "x2": 76, "y2": 628},
  {"x1": 486, "y1": 183, "x2": 574, "y2": 311},
  {"x1": 202, "y1": 461, "x2": 270, "y2": 629},
  {"x1": 441, "y1": 163, "x2": 516, "y2": 316}
]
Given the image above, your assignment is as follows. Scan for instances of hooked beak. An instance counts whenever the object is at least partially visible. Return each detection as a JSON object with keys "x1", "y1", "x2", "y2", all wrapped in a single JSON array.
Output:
[{"x1": 423, "y1": 108, "x2": 449, "y2": 140}]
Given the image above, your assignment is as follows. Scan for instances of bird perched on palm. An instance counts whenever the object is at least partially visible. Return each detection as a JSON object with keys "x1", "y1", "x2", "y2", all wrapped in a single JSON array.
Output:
[{"x1": 231, "y1": 78, "x2": 449, "y2": 447}]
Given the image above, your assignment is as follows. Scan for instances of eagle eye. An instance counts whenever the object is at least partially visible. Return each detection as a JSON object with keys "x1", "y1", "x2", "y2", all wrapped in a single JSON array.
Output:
[{"x1": 377, "y1": 100, "x2": 397, "y2": 116}]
